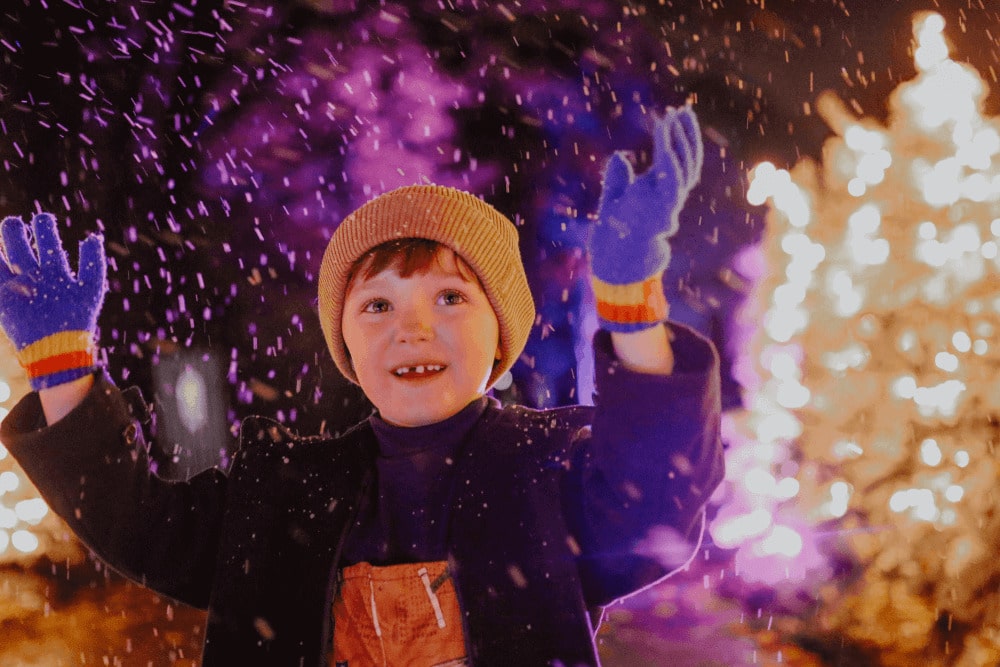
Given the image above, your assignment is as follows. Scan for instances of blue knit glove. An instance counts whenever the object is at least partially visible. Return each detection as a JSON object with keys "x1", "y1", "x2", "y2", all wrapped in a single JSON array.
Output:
[
  {"x1": 0, "y1": 213, "x2": 106, "y2": 390},
  {"x1": 589, "y1": 105, "x2": 703, "y2": 331}
]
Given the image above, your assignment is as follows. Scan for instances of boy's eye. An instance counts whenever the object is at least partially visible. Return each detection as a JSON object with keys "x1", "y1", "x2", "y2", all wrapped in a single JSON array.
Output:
[
  {"x1": 438, "y1": 290, "x2": 466, "y2": 306},
  {"x1": 362, "y1": 298, "x2": 391, "y2": 313}
]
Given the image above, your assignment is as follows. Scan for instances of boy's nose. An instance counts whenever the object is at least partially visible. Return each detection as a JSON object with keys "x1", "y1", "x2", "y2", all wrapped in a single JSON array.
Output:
[{"x1": 396, "y1": 307, "x2": 434, "y2": 343}]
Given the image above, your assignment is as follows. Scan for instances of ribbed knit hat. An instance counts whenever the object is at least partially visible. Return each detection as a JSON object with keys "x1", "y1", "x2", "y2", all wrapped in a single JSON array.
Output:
[{"x1": 318, "y1": 184, "x2": 535, "y2": 389}]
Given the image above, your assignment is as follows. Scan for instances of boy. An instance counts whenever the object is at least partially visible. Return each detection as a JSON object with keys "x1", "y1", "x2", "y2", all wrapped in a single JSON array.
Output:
[{"x1": 0, "y1": 106, "x2": 723, "y2": 666}]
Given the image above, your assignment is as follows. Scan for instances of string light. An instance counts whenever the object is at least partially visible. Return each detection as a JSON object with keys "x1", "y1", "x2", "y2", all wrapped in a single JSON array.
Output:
[
  {"x1": 0, "y1": 340, "x2": 53, "y2": 560},
  {"x1": 717, "y1": 10, "x2": 1000, "y2": 662}
]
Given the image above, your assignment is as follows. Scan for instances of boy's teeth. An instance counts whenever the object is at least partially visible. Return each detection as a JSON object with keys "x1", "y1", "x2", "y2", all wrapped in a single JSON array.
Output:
[{"x1": 395, "y1": 364, "x2": 444, "y2": 376}]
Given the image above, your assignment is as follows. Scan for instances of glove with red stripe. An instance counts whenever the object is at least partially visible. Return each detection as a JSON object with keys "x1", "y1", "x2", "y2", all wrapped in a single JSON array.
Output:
[
  {"x1": 0, "y1": 214, "x2": 106, "y2": 390},
  {"x1": 589, "y1": 105, "x2": 703, "y2": 332}
]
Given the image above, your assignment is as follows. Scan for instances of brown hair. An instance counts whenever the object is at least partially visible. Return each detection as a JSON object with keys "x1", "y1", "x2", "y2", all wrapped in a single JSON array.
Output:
[{"x1": 345, "y1": 238, "x2": 481, "y2": 291}]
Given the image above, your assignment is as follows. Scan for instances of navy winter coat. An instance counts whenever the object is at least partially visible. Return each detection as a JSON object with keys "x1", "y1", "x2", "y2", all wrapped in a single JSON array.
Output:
[{"x1": 1, "y1": 326, "x2": 723, "y2": 666}]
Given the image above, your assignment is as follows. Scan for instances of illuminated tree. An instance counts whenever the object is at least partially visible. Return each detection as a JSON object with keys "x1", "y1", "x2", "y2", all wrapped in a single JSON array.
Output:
[
  {"x1": 0, "y1": 340, "x2": 82, "y2": 567},
  {"x1": 717, "y1": 12, "x2": 1000, "y2": 664}
]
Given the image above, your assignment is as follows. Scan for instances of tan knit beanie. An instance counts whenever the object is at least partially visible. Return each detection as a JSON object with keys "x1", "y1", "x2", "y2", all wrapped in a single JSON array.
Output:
[{"x1": 318, "y1": 184, "x2": 535, "y2": 390}]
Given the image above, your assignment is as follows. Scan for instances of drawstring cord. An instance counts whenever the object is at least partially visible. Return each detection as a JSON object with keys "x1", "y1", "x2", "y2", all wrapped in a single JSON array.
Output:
[
  {"x1": 368, "y1": 577, "x2": 388, "y2": 666},
  {"x1": 418, "y1": 566, "x2": 447, "y2": 629}
]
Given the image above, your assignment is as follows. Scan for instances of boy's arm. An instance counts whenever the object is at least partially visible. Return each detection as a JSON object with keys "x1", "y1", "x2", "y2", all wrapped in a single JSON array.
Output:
[
  {"x1": 0, "y1": 214, "x2": 224, "y2": 607},
  {"x1": 568, "y1": 324, "x2": 723, "y2": 607},
  {"x1": 2, "y1": 371, "x2": 227, "y2": 609},
  {"x1": 610, "y1": 326, "x2": 674, "y2": 376},
  {"x1": 39, "y1": 373, "x2": 94, "y2": 424},
  {"x1": 570, "y1": 106, "x2": 723, "y2": 605}
]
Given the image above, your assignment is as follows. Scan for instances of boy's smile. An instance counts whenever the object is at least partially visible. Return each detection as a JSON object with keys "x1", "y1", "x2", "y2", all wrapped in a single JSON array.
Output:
[
  {"x1": 392, "y1": 364, "x2": 446, "y2": 378},
  {"x1": 341, "y1": 250, "x2": 501, "y2": 427}
]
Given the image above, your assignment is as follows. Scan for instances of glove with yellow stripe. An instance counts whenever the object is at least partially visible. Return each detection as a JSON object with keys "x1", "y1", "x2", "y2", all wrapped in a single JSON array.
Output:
[
  {"x1": 0, "y1": 214, "x2": 106, "y2": 391},
  {"x1": 589, "y1": 105, "x2": 703, "y2": 332}
]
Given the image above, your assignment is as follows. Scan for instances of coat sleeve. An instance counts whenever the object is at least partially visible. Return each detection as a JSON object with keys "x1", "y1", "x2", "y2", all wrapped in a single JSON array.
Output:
[
  {"x1": 0, "y1": 370, "x2": 227, "y2": 609},
  {"x1": 563, "y1": 322, "x2": 725, "y2": 607}
]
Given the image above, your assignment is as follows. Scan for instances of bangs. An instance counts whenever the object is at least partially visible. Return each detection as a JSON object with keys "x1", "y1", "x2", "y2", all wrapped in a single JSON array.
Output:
[{"x1": 346, "y1": 238, "x2": 480, "y2": 288}]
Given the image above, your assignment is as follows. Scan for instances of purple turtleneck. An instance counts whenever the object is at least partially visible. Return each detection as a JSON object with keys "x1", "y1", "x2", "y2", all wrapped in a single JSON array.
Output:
[{"x1": 341, "y1": 395, "x2": 491, "y2": 566}]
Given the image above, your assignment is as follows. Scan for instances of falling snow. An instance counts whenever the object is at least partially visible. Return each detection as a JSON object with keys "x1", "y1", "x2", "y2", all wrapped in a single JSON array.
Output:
[{"x1": 2, "y1": 0, "x2": 999, "y2": 664}]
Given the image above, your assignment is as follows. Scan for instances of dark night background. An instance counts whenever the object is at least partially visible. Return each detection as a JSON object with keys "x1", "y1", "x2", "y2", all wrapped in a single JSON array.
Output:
[
  {"x1": 2, "y1": 0, "x2": 995, "y2": 446},
  {"x1": 3, "y1": 1, "x2": 1000, "y2": 664}
]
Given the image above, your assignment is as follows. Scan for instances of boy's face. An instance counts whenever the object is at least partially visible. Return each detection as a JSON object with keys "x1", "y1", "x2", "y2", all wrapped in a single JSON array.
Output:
[{"x1": 342, "y1": 250, "x2": 501, "y2": 427}]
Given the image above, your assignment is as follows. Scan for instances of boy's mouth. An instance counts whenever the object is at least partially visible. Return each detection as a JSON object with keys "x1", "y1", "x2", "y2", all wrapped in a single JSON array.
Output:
[{"x1": 391, "y1": 364, "x2": 447, "y2": 379}]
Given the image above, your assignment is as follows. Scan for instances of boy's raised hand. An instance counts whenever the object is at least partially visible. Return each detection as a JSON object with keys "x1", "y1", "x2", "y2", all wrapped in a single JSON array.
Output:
[
  {"x1": 0, "y1": 214, "x2": 106, "y2": 390},
  {"x1": 588, "y1": 106, "x2": 703, "y2": 332}
]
